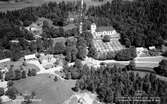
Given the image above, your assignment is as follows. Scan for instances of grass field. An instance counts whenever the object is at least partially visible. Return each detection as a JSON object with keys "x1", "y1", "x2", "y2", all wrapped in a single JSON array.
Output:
[
  {"x1": 14, "y1": 74, "x2": 76, "y2": 104},
  {"x1": 0, "y1": 0, "x2": 111, "y2": 12}
]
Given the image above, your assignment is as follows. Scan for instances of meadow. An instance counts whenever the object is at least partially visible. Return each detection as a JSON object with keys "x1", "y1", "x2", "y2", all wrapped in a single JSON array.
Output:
[{"x1": 14, "y1": 74, "x2": 76, "y2": 104}]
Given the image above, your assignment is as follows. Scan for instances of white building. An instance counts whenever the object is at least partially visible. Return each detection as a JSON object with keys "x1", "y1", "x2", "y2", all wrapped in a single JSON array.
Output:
[
  {"x1": 0, "y1": 58, "x2": 11, "y2": 64},
  {"x1": 24, "y1": 54, "x2": 37, "y2": 60},
  {"x1": 91, "y1": 23, "x2": 120, "y2": 40},
  {"x1": 136, "y1": 47, "x2": 149, "y2": 57}
]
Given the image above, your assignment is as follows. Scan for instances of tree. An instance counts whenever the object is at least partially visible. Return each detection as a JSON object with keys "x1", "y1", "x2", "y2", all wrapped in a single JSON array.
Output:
[
  {"x1": 53, "y1": 42, "x2": 66, "y2": 54},
  {"x1": 0, "y1": 87, "x2": 4, "y2": 96},
  {"x1": 125, "y1": 60, "x2": 136, "y2": 71},
  {"x1": 14, "y1": 69, "x2": 22, "y2": 80},
  {"x1": 102, "y1": 35, "x2": 110, "y2": 42},
  {"x1": 22, "y1": 70, "x2": 27, "y2": 79},
  {"x1": 65, "y1": 46, "x2": 78, "y2": 62},
  {"x1": 7, "y1": 81, "x2": 14, "y2": 87},
  {"x1": 5, "y1": 86, "x2": 18, "y2": 100},
  {"x1": 74, "y1": 59, "x2": 83, "y2": 69},
  {"x1": 54, "y1": 76, "x2": 58, "y2": 82},
  {"x1": 10, "y1": 44, "x2": 23, "y2": 61},
  {"x1": 77, "y1": 46, "x2": 88, "y2": 60},
  {"x1": 115, "y1": 47, "x2": 137, "y2": 61},
  {"x1": 162, "y1": 51, "x2": 167, "y2": 57},
  {"x1": 5, "y1": 66, "x2": 15, "y2": 81},
  {"x1": 27, "y1": 69, "x2": 37, "y2": 77},
  {"x1": 154, "y1": 59, "x2": 167, "y2": 77}
]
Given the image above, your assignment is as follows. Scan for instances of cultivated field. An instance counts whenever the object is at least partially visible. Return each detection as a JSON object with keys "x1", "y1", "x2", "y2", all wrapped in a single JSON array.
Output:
[
  {"x1": 93, "y1": 40, "x2": 124, "y2": 52},
  {"x1": 93, "y1": 40, "x2": 125, "y2": 59},
  {"x1": 14, "y1": 74, "x2": 76, "y2": 104}
]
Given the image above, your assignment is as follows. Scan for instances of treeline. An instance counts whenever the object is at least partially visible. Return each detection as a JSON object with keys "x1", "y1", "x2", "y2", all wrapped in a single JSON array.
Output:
[
  {"x1": 66, "y1": 62, "x2": 167, "y2": 104},
  {"x1": 87, "y1": 0, "x2": 167, "y2": 48},
  {"x1": 0, "y1": 65, "x2": 37, "y2": 81}
]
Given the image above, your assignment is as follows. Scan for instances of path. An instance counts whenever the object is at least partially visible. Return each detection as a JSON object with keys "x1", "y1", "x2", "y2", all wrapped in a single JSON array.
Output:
[
  {"x1": 27, "y1": 60, "x2": 64, "y2": 80},
  {"x1": 83, "y1": 56, "x2": 166, "y2": 69}
]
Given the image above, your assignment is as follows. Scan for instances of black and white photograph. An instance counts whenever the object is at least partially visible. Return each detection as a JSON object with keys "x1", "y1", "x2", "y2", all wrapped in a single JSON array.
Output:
[{"x1": 0, "y1": 0, "x2": 167, "y2": 104}]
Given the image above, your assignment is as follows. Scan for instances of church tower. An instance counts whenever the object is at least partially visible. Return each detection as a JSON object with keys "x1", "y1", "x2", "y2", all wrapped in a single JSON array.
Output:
[{"x1": 79, "y1": 0, "x2": 84, "y2": 34}]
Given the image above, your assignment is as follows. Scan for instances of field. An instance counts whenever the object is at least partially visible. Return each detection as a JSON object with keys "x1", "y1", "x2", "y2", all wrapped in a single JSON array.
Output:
[
  {"x1": 0, "y1": 0, "x2": 111, "y2": 12},
  {"x1": 14, "y1": 74, "x2": 76, "y2": 104},
  {"x1": 93, "y1": 40, "x2": 125, "y2": 59},
  {"x1": 93, "y1": 40, "x2": 124, "y2": 52}
]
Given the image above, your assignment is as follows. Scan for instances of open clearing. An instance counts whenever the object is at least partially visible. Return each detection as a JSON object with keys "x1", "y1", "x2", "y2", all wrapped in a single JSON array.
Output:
[
  {"x1": 14, "y1": 74, "x2": 76, "y2": 104},
  {"x1": 0, "y1": 0, "x2": 111, "y2": 12}
]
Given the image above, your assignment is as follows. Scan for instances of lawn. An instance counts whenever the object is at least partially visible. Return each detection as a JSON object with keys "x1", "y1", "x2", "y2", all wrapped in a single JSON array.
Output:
[{"x1": 14, "y1": 74, "x2": 76, "y2": 104}]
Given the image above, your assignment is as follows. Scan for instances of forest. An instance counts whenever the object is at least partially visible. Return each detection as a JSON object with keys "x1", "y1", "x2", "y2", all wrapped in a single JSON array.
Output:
[{"x1": 65, "y1": 62, "x2": 167, "y2": 104}]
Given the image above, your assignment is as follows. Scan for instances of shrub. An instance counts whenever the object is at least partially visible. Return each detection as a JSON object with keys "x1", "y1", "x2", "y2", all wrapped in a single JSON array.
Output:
[
  {"x1": 27, "y1": 69, "x2": 37, "y2": 77},
  {"x1": 14, "y1": 69, "x2": 22, "y2": 80},
  {"x1": 54, "y1": 76, "x2": 58, "y2": 82},
  {"x1": 162, "y1": 51, "x2": 167, "y2": 57},
  {"x1": 22, "y1": 70, "x2": 27, "y2": 78},
  {"x1": 7, "y1": 81, "x2": 14, "y2": 87},
  {"x1": 5, "y1": 69, "x2": 15, "y2": 81},
  {"x1": 154, "y1": 59, "x2": 167, "y2": 77},
  {"x1": 115, "y1": 47, "x2": 137, "y2": 61}
]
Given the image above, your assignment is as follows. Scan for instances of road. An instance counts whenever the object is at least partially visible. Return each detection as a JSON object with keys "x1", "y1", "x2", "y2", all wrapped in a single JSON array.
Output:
[
  {"x1": 83, "y1": 56, "x2": 166, "y2": 69},
  {"x1": 27, "y1": 60, "x2": 65, "y2": 80}
]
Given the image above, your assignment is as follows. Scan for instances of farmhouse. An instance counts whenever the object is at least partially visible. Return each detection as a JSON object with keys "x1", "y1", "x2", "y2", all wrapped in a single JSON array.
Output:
[
  {"x1": 91, "y1": 23, "x2": 124, "y2": 59},
  {"x1": 24, "y1": 54, "x2": 37, "y2": 60}
]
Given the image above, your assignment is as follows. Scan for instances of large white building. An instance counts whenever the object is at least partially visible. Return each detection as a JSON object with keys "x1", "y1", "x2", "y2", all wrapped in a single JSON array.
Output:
[{"x1": 91, "y1": 23, "x2": 120, "y2": 40}]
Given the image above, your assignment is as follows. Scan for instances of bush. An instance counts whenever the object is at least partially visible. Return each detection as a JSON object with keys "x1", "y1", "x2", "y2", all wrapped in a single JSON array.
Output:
[
  {"x1": 5, "y1": 87, "x2": 18, "y2": 100},
  {"x1": 54, "y1": 76, "x2": 58, "y2": 82},
  {"x1": 5, "y1": 69, "x2": 15, "y2": 81},
  {"x1": 7, "y1": 81, "x2": 14, "y2": 87},
  {"x1": 102, "y1": 35, "x2": 110, "y2": 42},
  {"x1": 154, "y1": 59, "x2": 167, "y2": 77},
  {"x1": 28, "y1": 69, "x2": 37, "y2": 77},
  {"x1": 22, "y1": 70, "x2": 27, "y2": 78},
  {"x1": 115, "y1": 47, "x2": 137, "y2": 61},
  {"x1": 162, "y1": 51, "x2": 167, "y2": 57},
  {"x1": 14, "y1": 69, "x2": 22, "y2": 80},
  {"x1": 0, "y1": 87, "x2": 4, "y2": 96}
]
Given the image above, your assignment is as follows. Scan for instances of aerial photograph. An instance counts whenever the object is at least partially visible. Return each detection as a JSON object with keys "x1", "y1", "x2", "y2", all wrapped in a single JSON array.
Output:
[{"x1": 0, "y1": 0, "x2": 166, "y2": 104}]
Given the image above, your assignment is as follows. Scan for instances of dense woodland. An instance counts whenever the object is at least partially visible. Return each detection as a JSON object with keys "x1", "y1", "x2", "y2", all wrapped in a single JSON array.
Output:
[{"x1": 63, "y1": 61, "x2": 167, "y2": 104}]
